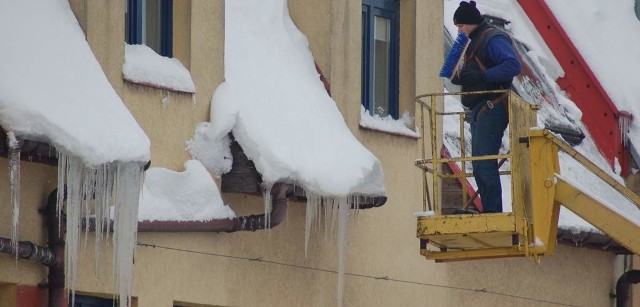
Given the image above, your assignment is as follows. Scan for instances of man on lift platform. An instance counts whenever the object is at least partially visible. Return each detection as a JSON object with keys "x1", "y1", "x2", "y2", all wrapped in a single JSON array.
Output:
[{"x1": 449, "y1": 1, "x2": 521, "y2": 213}]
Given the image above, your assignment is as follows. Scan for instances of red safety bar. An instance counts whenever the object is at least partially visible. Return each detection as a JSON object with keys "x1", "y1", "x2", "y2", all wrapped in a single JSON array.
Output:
[{"x1": 441, "y1": 145, "x2": 483, "y2": 212}]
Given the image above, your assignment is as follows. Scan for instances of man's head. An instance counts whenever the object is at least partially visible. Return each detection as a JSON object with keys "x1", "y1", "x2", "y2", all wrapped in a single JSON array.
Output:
[{"x1": 453, "y1": 1, "x2": 482, "y2": 35}]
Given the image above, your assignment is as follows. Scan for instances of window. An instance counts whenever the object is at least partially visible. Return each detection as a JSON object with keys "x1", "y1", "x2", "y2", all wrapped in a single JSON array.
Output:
[
  {"x1": 71, "y1": 295, "x2": 116, "y2": 307},
  {"x1": 126, "y1": 0, "x2": 173, "y2": 57},
  {"x1": 362, "y1": 0, "x2": 399, "y2": 119}
]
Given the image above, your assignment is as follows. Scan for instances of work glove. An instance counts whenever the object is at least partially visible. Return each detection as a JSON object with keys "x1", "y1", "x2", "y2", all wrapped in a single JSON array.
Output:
[{"x1": 457, "y1": 67, "x2": 485, "y2": 86}]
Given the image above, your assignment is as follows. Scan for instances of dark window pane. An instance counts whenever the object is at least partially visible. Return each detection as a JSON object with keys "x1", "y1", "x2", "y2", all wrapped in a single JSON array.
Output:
[
  {"x1": 373, "y1": 16, "x2": 390, "y2": 117},
  {"x1": 144, "y1": 0, "x2": 162, "y2": 53}
]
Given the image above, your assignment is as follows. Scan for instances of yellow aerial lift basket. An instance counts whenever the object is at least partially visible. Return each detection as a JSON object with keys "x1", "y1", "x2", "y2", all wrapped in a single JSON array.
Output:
[{"x1": 415, "y1": 90, "x2": 640, "y2": 263}]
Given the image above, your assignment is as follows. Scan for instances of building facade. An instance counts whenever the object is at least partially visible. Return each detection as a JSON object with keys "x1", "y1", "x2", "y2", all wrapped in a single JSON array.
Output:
[{"x1": 0, "y1": 1, "x2": 628, "y2": 306}]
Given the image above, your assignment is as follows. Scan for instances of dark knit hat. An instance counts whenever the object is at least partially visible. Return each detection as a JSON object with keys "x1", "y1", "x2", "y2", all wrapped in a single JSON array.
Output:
[{"x1": 453, "y1": 1, "x2": 483, "y2": 25}]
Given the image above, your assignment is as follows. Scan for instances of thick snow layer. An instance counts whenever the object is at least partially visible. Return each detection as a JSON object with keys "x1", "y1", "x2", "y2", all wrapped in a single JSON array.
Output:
[
  {"x1": 123, "y1": 44, "x2": 196, "y2": 93},
  {"x1": 0, "y1": 0, "x2": 149, "y2": 166},
  {"x1": 189, "y1": 0, "x2": 385, "y2": 197},
  {"x1": 139, "y1": 160, "x2": 235, "y2": 221}
]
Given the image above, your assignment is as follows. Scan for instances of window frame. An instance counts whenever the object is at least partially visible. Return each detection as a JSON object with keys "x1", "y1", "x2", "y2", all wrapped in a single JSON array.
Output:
[
  {"x1": 126, "y1": 0, "x2": 174, "y2": 57},
  {"x1": 362, "y1": 0, "x2": 400, "y2": 119}
]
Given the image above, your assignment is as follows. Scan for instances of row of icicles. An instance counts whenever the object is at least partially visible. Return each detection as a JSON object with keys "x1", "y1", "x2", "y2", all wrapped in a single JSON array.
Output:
[{"x1": 7, "y1": 133, "x2": 144, "y2": 307}]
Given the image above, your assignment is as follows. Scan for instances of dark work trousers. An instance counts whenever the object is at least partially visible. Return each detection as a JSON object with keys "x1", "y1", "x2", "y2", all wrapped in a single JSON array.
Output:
[{"x1": 470, "y1": 101, "x2": 509, "y2": 213}]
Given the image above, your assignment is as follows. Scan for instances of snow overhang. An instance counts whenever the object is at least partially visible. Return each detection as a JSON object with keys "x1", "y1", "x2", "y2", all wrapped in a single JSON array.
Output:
[
  {"x1": 0, "y1": 1, "x2": 150, "y2": 166},
  {"x1": 189, "y1": 0, "x2": 386, "y2": 200}
]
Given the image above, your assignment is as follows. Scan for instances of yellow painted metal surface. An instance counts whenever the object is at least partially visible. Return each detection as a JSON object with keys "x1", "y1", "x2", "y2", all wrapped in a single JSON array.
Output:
[
  {"x1": 526, "y1": 129, "x2": 561, "y2": 257},
  {"x1": 417, "y1": 213, "x2": 519, "y2": 252},
  {"x1": 417, "y1": 213, "x2": 516, "y2": 236},
  {"x1": 415, "y1": 91, "x2": 543, "y2": 261},
  {"x1": 415, "y1": 90, "x2": 640, "y2": 262},
  {"x1": 555, "y1": 177, "x2": 640, "y2": 255},
  {"x1": 421, "y1": 247, "x2": 525, "y2": 262}
]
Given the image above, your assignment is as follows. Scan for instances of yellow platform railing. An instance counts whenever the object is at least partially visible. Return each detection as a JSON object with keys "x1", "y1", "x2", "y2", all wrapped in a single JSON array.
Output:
[
  {"x1": 414, "y1": 90, "x2": 543, "y2": 262},
  {"x1": 414, "y1": 90, "x2": 537, "y2": 215},
  {"x1": 414, "y1": 90, "x2": 640, "y2": 262}
]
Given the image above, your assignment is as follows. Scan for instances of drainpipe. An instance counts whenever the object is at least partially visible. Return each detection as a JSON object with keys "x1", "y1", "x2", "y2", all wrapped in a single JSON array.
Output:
[
  {"x1": 42, "y1": 182, "x2": 291, "y2": 307},
  {"x1": 83, "y1": 182, "x2": 293, "y2": 233},
  {"x1": 0, "y1": 189, "x2": 65, "y2": 307},
  {"x1": 45, "y1": 189, "x2": 67, "y2": 307},
  {"x1": 0, "y1": 238, "x2": 55, "y2": 265},
  {"x1": 137, "y1": 182, "x2": 293, "y2": 232},
  {"x1": 616, "y1": 270, "x2": 640, "y2": 307}
]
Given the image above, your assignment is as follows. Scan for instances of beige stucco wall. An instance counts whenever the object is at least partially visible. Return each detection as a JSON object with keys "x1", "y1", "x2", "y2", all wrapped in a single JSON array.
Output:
[
  {"x1": 0, "y1": 0, "x2": 623, "y2": 306},
  {"x1": 0, "y1": 161, "x2": 56, "y2": 286}
]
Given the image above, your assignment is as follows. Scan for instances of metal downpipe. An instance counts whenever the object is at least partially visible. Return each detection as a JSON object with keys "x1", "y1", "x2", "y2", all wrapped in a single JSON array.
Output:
[
  {"x1": 82, "y1": 182, "x2": 294, "y2": 233},
  {"x1": 45, "y1": 189, "x2": 67, "y2": 307},
  {"x1": 616, "y1": 270, "x2": 640, "y2": 307},
  {"x1": 138, "y1": 182, "x2": 293, "y2": 232},
  {"x1": 0, "y1": 189, "x2": 64, "y2": 306},
  {"x1": 0, "y1": 238, "x2": 55, "y2": 265}
]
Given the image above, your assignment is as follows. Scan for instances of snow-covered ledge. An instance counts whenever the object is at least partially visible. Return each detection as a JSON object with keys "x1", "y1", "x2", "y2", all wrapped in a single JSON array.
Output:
[
  {"x1": 188, "y1": 1, "x2": 385, "y2": 306},
  {"x1": 123, "y1": 44, "x2": 196, "y2": 94},
  {"x1": 0, "y1": 2, "x2": 150, "y2": 306},
  {"x1": 359, "y1": 106, "x2": 421, "y2": 139}
]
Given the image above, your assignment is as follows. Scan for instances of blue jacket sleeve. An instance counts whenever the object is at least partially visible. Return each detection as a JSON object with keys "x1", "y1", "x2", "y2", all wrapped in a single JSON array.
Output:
[{"x1": 483, "y1": 35, "x2": 521, "y2": 82}]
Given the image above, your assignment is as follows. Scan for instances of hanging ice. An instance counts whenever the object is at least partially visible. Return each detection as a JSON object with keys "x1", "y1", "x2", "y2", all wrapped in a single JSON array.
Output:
[
  {"x1": 57, "y1": 152, "x2": 144, "y2": 307},
  {"x1": 187, "y1": 1, "x2": 386, "y2": 306},
  {"x1": 7, "y1": 132, "x2": 20, "y2": 254},
  {"x1": 0, "y1": 1, "x2": 150, "y2": 305},
  {"x1": 304, "y1": 194, "x2": 355, "y2": 307}
]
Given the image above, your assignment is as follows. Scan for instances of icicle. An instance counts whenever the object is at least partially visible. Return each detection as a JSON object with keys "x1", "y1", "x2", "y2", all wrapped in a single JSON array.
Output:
[
  {"x1": 336, "y1": 197, "x2": 350, "y2": 307},
  {"x1": 330, "y1": 198, "x2": 339, "y2": 238},
  {"x1": 303, "y1": 192, "x2": 360, "y2": 307},
  {"x1": 323, "y1": 197, "x2": 332, "y2": 241},
  {"x1": 81, "y1": 167, "x2": 92, "y2": 253},
  {"x1": 350, "y1": 196, "x2": 361, "y2": 225},
  {"x1": 7, "y1": 132, "x2": 20, "y2": 255},
  {"x1": 192, "y1": 93, "x2": 196, "y2": 105},
  {"x1": 56, "y1": 150, "x2": 144, "y2": 307},
  {"x1": 619, "y1": 114, "x2": 631, "y2": 146},
  {"x1": 56, "y1": 154, "x2": 67, "y2": 225},
  {"x1": 112, "y1": 162, "x2": 144, "y2": 307},
  {"x1": 93, "y1": 164, "x2": 114, "y2": 273},
  {"x1": 304, "y1": 192, "x2": 319, "y2": 257},
  {"x1": 61, "y1": 153, "x2": 84, "y2": 307},
  {"x1": 161, "y1": 90, "x2": 170, "y2": 109},
  {"x1": 262, "y1": 184, "x2": 273, "y2": 229}
]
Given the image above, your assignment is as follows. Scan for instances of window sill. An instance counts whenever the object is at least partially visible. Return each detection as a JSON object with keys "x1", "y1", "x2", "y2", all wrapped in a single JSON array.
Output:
[
  {"x1": 123, "y1": 78, "x2": 195, "y2": 95},
  {"x1": 359, "y1": 124, "x2": 421, "y2": 140},
  {"x1": 123, "y1": 44, "x2": 196, "y2": 94}
]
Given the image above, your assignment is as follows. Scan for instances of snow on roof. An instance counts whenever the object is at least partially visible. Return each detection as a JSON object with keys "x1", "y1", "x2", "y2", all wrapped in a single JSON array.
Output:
[
  {"x1": 123, "y1": 44, "x2": 196, "y2": 94},
  {"x1": 0, "y1": 0, "x2": 149, "y2": 166},
  {"x1": 545, "y1": 0, "x2": 640, "y2": 141},
  {"x1": 139, "y1": 160, "x2": 235, "y2": 222},
  {"x1": 189, "y1": 0, "x2": 385, "y2": 197}
]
